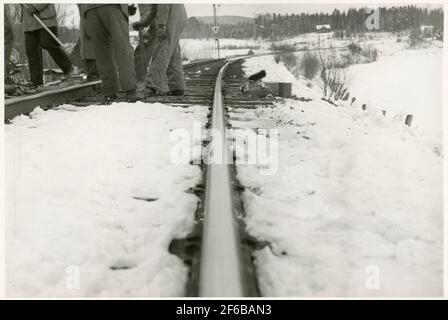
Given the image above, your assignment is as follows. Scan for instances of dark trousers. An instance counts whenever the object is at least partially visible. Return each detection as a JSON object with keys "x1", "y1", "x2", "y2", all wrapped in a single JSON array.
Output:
[
  {"x1": 4, "y1": 11, "x2": 14, "y2": 79},
  {"x1": 24, "y1": 27, "x2": 72, "y2": 85},
  {"x1": 85, "y1": 5, "x2": 136, "y2": 96},
  {"x1": 84, "y1": 59, "x2": 99, "y2": 81}
]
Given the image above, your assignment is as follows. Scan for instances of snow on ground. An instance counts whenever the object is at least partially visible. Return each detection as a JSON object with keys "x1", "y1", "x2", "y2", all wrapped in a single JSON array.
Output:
[
  {"x1": 347, "y1": 48, "x2": 443, "y2": 148},
  {"x1": 181, "y1": 32, "x2": 421, "y2": 62},
  {"x1": 236, "y1": 51, "x2": 443, "y2": 296},
  {"x1": 243, "y1": 54, "x2": 320, "y2": 100},
  {"x1": 5, "y1": 102, "x2": 206, "y2": 297},
  {"x1": 181, "y1": 38, "x2": 266, "y2": 61}
]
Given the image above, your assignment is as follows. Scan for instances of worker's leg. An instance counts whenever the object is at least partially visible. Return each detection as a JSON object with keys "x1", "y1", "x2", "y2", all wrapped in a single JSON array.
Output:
[
  {"x1": 146, "y1": 16, "x2": 186, "y2": 93},
  {"x1": 40, "y1": 27, "x2": 72, "y2": 74},
  {"x1": 24, "y1": 30, "x2": 44, "y2": 85},
  {"x1": 99, "y1": 5, "x2": 136, "y2": 92},
  {"x1": 84, "y1": 59, "x2": 99, "y2": 81},
  {"x1": 144, "y1": 38, "x2": 170, "y2": 93},
  {"x1": 4, "y1": 11, "x2": 14, "y2": 80},
  {"x1": 85, "y1": 8, "x2": 119, "y2": 96},
  {"x1": 134, "y1": 43, "x2": 146, "y2": 82},
  {"x1": 166, "y1": 45, "x2": 185, "y2": 92}
]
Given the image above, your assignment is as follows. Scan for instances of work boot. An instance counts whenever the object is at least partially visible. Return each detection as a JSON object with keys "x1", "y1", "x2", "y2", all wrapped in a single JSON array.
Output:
[
  {"x1": 22, "y1": 81, "x2": 41, "y2": 89},
  {"x1": 5, "y1": 84, "x2": 17, "y2": 95},
  {"x1": 103, "y1": 93, "x2": 119, "y2": 104},
  {"x1": 136, "y1": 82, "x2": 146, "y2": 97},
  {"x1": 61, "y1": 66, "x2": 74, "y2": 84},
  {"x1": 167, "y1": 89, "x2": 184, "y2": 96},
  {"x1": 145, "y1": 87, "x2": 167, "y2": 97},
  {"x1": 126, "y1": 89, "x2": 138, "y2": 102},
  {"x1": 22, "y1": 81, "x2": 41, "y2": 94}
]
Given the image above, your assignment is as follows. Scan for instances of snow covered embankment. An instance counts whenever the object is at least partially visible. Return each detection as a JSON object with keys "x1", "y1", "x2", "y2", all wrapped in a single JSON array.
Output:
[
  {"x1": 6, "y1": 102, "x2": 206, "y2": 296},
  {"x1": 235, "y1": 55, "x2": 443, "y2": 296}
]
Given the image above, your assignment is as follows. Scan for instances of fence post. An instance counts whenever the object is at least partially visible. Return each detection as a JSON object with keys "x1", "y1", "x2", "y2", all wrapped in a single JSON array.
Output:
[{"x1": 405, "y1": 114, "x2": 413, "y2": 126}]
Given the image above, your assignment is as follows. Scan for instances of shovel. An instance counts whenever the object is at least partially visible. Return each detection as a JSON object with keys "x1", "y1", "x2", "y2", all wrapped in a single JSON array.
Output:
[
  {"x1": 32, "y1": 13, "x2": 71, "y2": 55},
  {"x1": 23, "y1": 5, "x2": 71, "y2": 55}
]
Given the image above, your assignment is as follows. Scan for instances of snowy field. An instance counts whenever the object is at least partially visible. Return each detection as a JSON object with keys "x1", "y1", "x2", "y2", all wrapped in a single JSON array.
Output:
[
  {"x1": 237, "y1": 52, "x2": 443, "y2": 296},
  {"x1": 5, "y1": 103, "x2": 206, "y2": 296},
  {"x1": 180, "y1": 38, "x2": 265, "y2": 61},
  {"x1": 347, "y1": 48, "x2": 443, "y2": 148},
  {"x1": 180, "y1": 32, "x2": 408, "y2": 62}
]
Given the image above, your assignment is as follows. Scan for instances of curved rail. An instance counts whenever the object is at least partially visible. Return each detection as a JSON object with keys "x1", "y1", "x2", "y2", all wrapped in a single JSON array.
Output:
[{"x1": 198, "y1": 60, "x2": 254, "y2": 297}]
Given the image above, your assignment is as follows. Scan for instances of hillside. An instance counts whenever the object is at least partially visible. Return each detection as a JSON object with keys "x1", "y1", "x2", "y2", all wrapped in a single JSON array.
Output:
[{"x1": 195, "y1": 15, "x2": 254, "y2": 25}]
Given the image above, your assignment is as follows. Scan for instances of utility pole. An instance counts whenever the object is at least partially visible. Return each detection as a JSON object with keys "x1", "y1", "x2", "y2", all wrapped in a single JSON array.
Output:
[{"x1": 213, "y1": 4, "x2": 221, "y2": 59}]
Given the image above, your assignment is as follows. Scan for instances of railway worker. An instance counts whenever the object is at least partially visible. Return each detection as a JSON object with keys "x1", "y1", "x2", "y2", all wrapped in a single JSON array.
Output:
[
  {"x1": 21, "y1": 4, "x2": 73, "y2": 89},
  {"x1": 77, "y1": 4, "x2": 98, "y2": 82},
  {"x1": 132, "y1": 4, "x2": 157, "y2": 83},
  {"x1": 81, "y1": 4, "x2": 138, "y2": 102},
  {"x1": 144, "y1": 4, "x2": 188, "y2": 96},
  {"x1": 4, "y1": 10, "x2": 17, "y2": 95},
  {"x1": 4, "y1": 10, "x2": 14, "y2": 80}
]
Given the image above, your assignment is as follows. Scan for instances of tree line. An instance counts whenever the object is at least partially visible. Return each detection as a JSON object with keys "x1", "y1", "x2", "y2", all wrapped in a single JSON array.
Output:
[
  {"x1": 182, "y1": 5, "x2": 443, "y2": 40},
  {"x1": 182, "y1": 17, "x2": 255, "y2": 39},
  {"x1": 255, "y1": 6, "x2": 444, "y2": 39}
]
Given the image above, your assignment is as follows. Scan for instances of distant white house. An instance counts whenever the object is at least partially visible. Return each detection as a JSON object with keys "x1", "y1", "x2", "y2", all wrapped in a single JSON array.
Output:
[
  {"x1": 420, "y1": 25, "x2": 434, "y2": 37},
  {"x1": 316, "y1": 24, "x2": 331, "y2": 33}
]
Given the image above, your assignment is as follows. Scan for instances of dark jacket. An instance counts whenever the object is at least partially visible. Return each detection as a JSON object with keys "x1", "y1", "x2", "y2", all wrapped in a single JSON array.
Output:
[
  {"x1": 156, "y1": 4, "x2": 187, "y2": 28},
  {"x1": 77, "y1": 4, "x2": 95, "y2": 60},
  {"x1": 21, "y1": 4, "x2": 57, "y2": 32},
  {"x1": 81, "y1": 4, "x2": 129, "y2": 20},
  {"x1": 138, "y1": 4, "x2": 157, "y2": 27}
]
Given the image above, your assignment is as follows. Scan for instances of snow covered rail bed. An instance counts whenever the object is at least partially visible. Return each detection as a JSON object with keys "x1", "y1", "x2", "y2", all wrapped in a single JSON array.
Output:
[
  {"x1": 5, "y1": 57, "x2": 264, "y2": 297},
  {"x1": 197, "y1": 59, "x2": 260, "y2": 297}
]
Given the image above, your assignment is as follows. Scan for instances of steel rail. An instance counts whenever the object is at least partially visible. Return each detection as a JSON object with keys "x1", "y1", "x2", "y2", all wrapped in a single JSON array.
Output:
[
  {"x1": 198, "y1": 60, "x2": 251, "y2": 297},
  {"x1": 4, "y1": 41, "x2": 370, "y2": 122},
  {"x1": 4, "y1": 60, "x2": 222, "y2": 123},
  {"x1": 4, "y1": 80, "x2": 102, "y2": 122}
]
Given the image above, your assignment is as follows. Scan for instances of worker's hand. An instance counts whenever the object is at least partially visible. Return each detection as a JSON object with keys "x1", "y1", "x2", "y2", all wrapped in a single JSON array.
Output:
[
  {"x1": 156, "y1": 24, "x2": 168, "y2": 41},
  {"x1": 62, "y1": 43, "x2": 73, "y2": 55},
  {"x1": 128, "y1": 4, "x2": 137, "y2": 16},
  {"x1": 24, "y1": 5, "x2": 38, "y2": 16},
  {"x1": 132, "y1": 21, "x2": 144, "y2": 31}
]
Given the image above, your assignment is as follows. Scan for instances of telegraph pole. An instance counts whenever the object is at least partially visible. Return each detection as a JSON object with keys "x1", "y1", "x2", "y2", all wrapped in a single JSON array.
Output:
[{"x1": 213, "y1": 4, "x2": 221, "y2": 59}]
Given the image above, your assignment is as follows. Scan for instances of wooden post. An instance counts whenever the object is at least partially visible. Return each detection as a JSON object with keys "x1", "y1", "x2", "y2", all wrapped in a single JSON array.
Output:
[{"x1": 405, "y1": 114, "x2": 413, "y2": 126}]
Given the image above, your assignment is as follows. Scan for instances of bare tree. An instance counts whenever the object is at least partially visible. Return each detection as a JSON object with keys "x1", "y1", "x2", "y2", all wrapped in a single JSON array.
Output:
[{"x1": 317, "y1": 46, "x2": 351, "y2": 100}]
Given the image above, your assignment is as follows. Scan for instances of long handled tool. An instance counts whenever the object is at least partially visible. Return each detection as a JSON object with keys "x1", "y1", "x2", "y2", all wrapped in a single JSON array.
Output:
[
  {"x1": 33, "y1": 14, "x2": 69, "y2": 52},
  {"x1": 137, "y1": 28, "x2": 155, "y2": 81},
  {"x1": 138, "y1": 29, "x2": 148, "y2": 74},
  {"x1": 23, "y1": 5, "x2": 70, "y2": 55}
]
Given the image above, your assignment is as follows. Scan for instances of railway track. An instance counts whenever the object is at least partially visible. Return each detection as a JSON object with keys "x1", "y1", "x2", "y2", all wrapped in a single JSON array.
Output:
[
  {"x1": 4, "y1": 56, "x2": 274, "y2": 297},
  {"x1": 4, "y1": 60, "x2": 221, "y2": 122}
]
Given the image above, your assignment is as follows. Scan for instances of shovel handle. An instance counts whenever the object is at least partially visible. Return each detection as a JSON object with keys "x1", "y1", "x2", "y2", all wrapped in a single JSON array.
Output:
[{"x1": 31, "y1": 12, "x2": 66, "y2": 49}]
